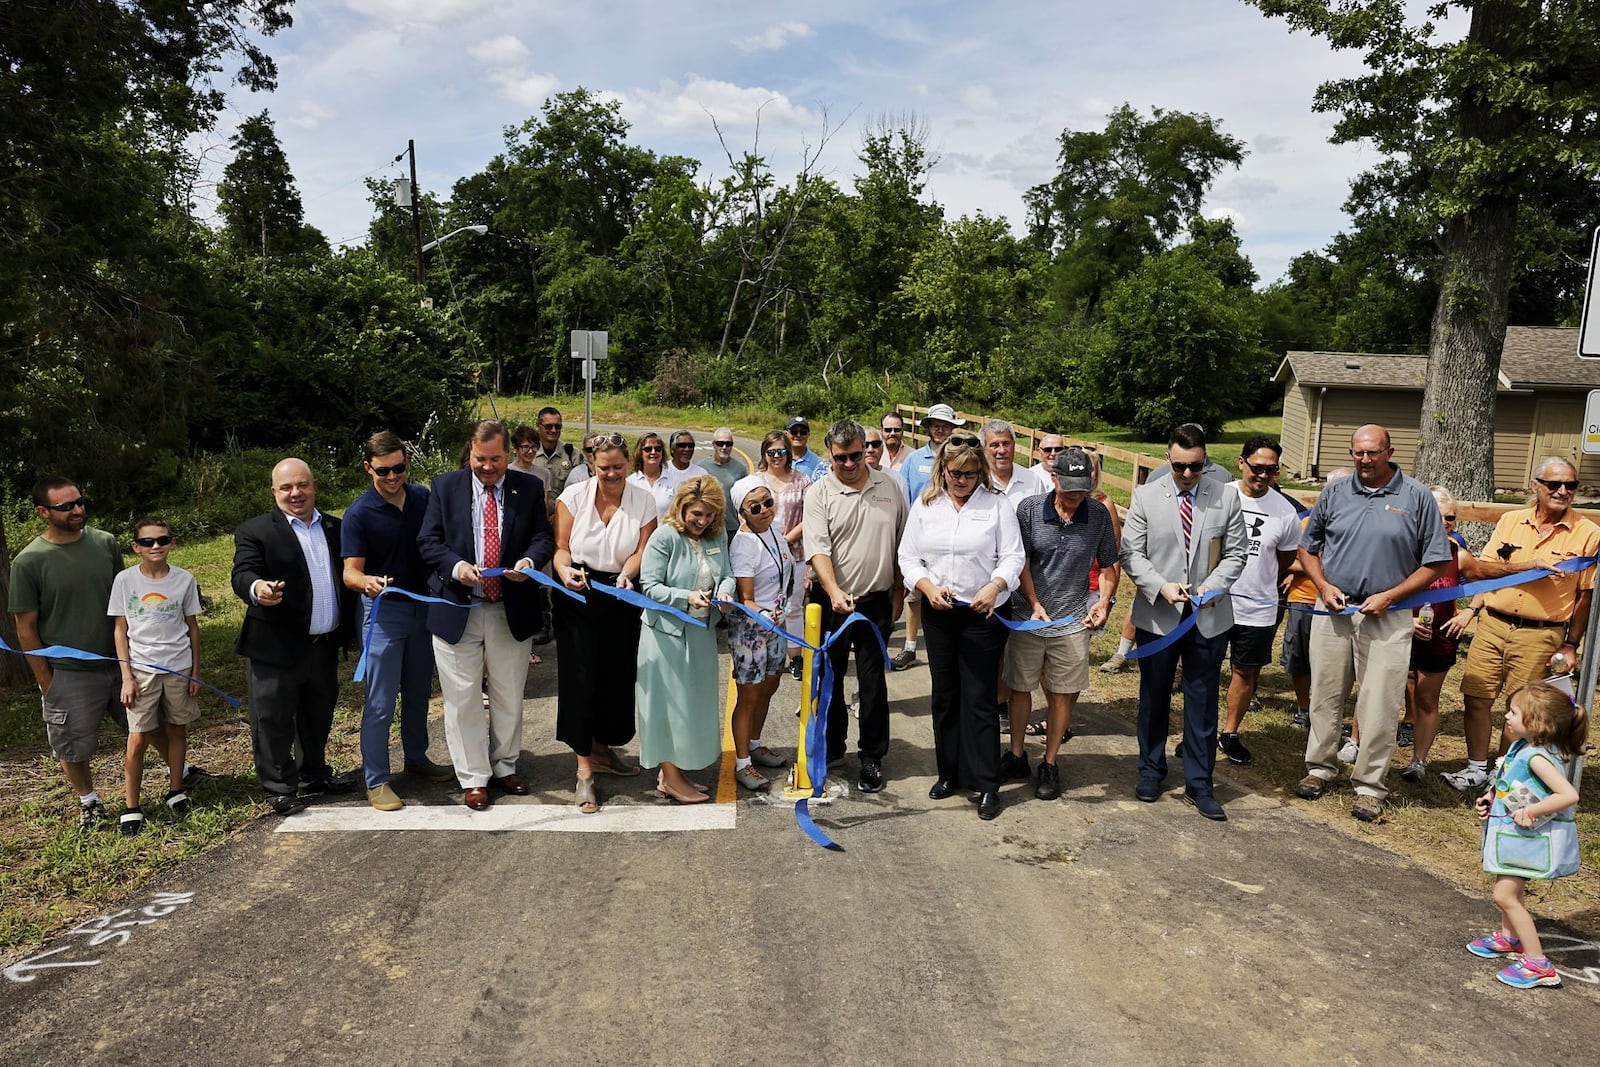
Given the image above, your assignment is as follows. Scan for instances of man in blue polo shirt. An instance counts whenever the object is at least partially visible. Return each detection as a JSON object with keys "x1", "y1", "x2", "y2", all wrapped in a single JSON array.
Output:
[
  {"x1": 341, "y1": 430, "x2": 452, "y2": 811},
  {"x1": 1294, "y1": 424, "x2": 1451, "y2": 822}
]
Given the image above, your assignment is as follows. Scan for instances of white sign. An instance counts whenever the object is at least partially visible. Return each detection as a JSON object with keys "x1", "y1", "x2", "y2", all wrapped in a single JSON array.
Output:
[
  {"x1": 1582, "y1": 227, "x2": 1600, "y2": 358},
  {"x1": 570, "y1": 330, "x2": 608, "y2": 362},
  {"x1": 1585, "y1": 388, "x2": 1600, "y2": 455}
]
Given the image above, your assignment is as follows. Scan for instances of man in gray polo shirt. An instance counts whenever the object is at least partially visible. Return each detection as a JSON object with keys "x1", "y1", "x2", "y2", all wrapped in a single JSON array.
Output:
[{"x1": 1294, "y1": 424, "x2": 1451, "y2": 821}]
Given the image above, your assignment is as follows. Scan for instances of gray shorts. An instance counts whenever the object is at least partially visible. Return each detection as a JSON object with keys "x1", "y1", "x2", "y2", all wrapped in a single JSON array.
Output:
[
  {"x1": 41, "y1": 668, "x2": 123, "y2": 762},
  {"x1": 1280, "y1": 609, "x2": 1314, "y2": 676}
]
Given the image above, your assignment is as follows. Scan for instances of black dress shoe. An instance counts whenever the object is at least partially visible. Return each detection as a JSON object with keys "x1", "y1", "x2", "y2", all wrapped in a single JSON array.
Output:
[
  {"x1": 928, "y1": 779, "x2": 955, "y2": 800},
  {"x1": 858, "y1": 758, "x2": 884, "y2": 793},
  {"x1": 1184, "y1": 790, "x2": 1228, "y2": 821},
  {"x1": 1135, "y1": 776, "x2": 1162, "y2": 802},
  {"x1": 976, "y1": 791, "x2": 1001, "y2": 820},
  {"x1": 531, "y1": 626, "x2": 554, "y2": 646},
  {"x1": 268, "y1": 794, "x2": 307, "y2": 816}
]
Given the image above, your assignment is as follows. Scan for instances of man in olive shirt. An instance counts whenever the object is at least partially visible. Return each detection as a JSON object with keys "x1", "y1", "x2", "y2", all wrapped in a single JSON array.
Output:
[
  {"x1": 803, "y1": 419, "x2": 909, "y2": 792},
  {"x1": 10, "y1": 477, "x2": 133, "y2": 828}
]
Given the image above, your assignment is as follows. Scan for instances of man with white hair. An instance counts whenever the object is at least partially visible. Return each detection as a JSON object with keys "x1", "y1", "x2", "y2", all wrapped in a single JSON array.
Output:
[
  {"x1": 1442, "y1": 455, "x2": 1595, "y2": 790},
  {"x1": 701, "y1": 426, "x2": 750, "y2": 536}
]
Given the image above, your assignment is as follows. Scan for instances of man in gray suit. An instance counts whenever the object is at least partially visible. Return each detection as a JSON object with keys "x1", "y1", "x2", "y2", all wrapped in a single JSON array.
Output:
[{"x1": 1121, "y1": 424, "x2": 1248, "y2": 820}]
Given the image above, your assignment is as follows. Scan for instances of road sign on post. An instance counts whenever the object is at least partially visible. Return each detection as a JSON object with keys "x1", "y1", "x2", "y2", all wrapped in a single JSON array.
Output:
[
  {"x1": 1584, "y1": 389, "x2": 1600, "y2": 455},
  {"x1": 571, "y1": 330, "x2": 609, "y2": 434},
  {"x1": 1581, "y1": 227, "x2": 1600, "y2": 358}
]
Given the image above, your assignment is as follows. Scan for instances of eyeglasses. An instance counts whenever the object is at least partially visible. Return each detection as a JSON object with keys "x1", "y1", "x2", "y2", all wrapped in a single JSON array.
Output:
[
  {"x1": 133, "y1": 535, "x2": 175, "y2": 548},
  {"x1": 765, "y1": 448, "x2": 788, "y2": 458},
  {"x1": 1534, "y1": 477, "x2": 1580, "y2": 492},
  {"x1": 515, "y1": 442, "x2": 537, "y2": 451},
  {"x1": 1170, "y1": 461, "x2": 1207, "y2": 474},
  {"x1": 945, "y1": 434, "x2": 981, "y2": 448},
  {"x1": 540, "y1": 423, "x2": 563, "y2": 432},
  {"x1": 1243, "y1": 461, "x2": 1279, "y2": 475},
  {"x1": 592, "y1": 433, "x2": 626, "y2": 448},
  {"x1": 790, "y1": 429, "x2": 810, "y2": 437},
  {"x1": 1443, "y1": 514, "x2": 1456, "y2": 522},
  {"x1": 831, "y1": 450, "x2": 865, "y2": 465},
  {"x1": 744, "y1": 499, "x2": 774, "y2": 513},
  {"x1": 713, "y1": 440, "x2": 734, "y2": 448},
  {"x1": 1349, "y1": 449, "x2": 1390, "y2": 459},
  {"x1": 43, "y1": 498, "x2": 88, "y2": 512},
  {"x1": 370, "y1": 462, "x2": 408, "y2": 477},
  {"x1": 946, "y1": 469, "x2": 980, "y2": 481},
  {"x1": 671, "y1": 441, "x2": 694, "y2": 450}
]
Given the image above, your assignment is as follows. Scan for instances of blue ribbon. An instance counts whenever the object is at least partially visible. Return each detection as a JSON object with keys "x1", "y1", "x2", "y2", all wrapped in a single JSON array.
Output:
[
  {"x1": 584, "y1": 579, "x2": 707, "y2": 629},
  {"x1": 950, "y1": 600, "x2": 1078, "y2": 632},
  {"x1": 1124, "y1": 589, "x2": 1224, "y2": 661},
  {"x1": 0, "y1": 636, "x2": 242, "y2": 708},
  {"x1": 798, "y1": 611, "x2": 893, "y2": 850}
]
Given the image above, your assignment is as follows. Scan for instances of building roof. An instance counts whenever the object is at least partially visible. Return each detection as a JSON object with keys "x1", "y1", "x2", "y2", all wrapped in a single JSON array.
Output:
[{"x1": 1274, "y1": 326, "x2": 1600, "y2": 392}]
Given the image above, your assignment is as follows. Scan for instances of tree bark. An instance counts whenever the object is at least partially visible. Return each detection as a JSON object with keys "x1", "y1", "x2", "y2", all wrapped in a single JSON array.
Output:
[{"x1": 0, "y1": 522, "x2": 32, "y2": 686}]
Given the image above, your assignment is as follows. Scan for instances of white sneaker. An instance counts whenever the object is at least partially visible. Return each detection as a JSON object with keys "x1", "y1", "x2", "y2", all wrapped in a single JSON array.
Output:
[
  {"x1": 1337, "y1": 738, "x2": 1359, "y2": 763},
  {"x1": 1399, "y1": 759, "x2": 1426, "y2": 783},
  {"x1": 1440, "y1": 766, "x2": 1489, "y2": 791}
]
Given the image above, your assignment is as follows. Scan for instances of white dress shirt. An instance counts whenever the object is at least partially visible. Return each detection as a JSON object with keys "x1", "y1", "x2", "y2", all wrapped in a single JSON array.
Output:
[{"x1": 898, "y1": 486, "x2": 1025, "y2": 608}]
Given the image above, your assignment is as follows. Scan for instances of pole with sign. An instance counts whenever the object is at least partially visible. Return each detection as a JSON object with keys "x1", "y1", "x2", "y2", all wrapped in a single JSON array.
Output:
[
  {"x1": 1582, "y1": 227, "x2": 1600, "y2": 358},
  {"x1": 570, "y1": 330, "x2": 608, "y2": 435}
]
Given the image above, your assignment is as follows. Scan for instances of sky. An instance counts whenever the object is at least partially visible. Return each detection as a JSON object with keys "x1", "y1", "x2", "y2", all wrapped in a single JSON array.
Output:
[{"x1": 200, "y1": 0, "x2": 1418, "y2": 285}]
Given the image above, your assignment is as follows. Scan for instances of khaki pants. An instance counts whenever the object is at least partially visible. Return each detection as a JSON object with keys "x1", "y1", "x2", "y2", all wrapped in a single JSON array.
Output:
[{"x1": 1305, "y1": 605, "x2": 1411, "y2": 800}]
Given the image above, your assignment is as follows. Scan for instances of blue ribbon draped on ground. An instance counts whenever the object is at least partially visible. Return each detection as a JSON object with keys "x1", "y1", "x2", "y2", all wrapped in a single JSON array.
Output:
[{"x1": 0, "y1": 636, "x2": 242, "y2": 708}]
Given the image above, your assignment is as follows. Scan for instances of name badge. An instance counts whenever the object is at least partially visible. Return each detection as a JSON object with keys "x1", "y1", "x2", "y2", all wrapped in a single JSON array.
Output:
[{"x1": 707, "y1": 547, "x2": 722, "y2": 556}]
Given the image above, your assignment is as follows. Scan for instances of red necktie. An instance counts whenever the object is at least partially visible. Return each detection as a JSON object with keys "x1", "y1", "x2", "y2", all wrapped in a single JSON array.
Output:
[
  {"x1": 1179, "y1": 491, "x2": 1193, "y2": 553},
  {"x1": 482, "y1": 486, "x2": 502, "y2": 602}
]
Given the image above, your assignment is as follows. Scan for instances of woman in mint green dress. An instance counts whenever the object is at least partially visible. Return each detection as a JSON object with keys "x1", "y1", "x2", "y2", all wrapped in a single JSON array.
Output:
[{"x1": 636, "y1": 475, "x2": 736, "y2": 803}]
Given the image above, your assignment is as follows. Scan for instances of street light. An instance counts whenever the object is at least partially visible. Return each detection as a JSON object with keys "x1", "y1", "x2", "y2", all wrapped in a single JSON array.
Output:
[{"x1": 422, "y1": 224, "x2": 489, "y2": 253}]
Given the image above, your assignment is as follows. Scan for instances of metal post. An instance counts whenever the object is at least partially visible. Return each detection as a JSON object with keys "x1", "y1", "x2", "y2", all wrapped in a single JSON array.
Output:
[
  {"x1": 1572, "y1": 599, "x2": 1599, "y2": 789},
  {"x1": 406, "y1": 140, "x2": 423, "y2": 286},
  {"x1": 782, "y1": 603, "x2": 823, "y2": 799}
]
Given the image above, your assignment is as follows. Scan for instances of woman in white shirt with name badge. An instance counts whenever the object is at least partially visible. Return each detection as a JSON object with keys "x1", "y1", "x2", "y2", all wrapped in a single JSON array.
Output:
[{"x1": 899, "y1": 438, "x2": 1024, "y2": 821}]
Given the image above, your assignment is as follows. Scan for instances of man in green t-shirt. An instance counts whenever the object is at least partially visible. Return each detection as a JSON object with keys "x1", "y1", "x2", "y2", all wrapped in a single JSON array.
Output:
[{"x1": 10, "y1": 477, "x2": 139, "y2": 828}]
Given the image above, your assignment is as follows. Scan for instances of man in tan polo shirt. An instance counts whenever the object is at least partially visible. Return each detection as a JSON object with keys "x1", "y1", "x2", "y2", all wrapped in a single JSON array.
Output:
[
  {"x1": 804, "y1": 418, "x2": 909, "y2": 793},
  {"x1": 1442, "y1": 456, "x2": 1595, "y2": 791}
]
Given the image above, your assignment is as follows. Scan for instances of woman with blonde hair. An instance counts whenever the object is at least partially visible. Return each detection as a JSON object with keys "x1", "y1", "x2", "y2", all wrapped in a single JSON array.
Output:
[{"x1": 636, "y1": 475, "x2": 736, "y2": 802}]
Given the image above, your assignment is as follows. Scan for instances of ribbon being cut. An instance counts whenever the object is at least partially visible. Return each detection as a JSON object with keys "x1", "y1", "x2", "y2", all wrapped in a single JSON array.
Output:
[{"x1": 0, "y1": 636, "x2": 242, "y2": 708}]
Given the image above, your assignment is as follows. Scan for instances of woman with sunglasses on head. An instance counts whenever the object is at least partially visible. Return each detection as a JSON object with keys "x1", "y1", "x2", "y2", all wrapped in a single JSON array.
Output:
[
  {"x1": 898, "y1": 437, "x2": 1025, "y2": 820},
  {"x1": 726, "y1": 475, "x2": 797, "y2": 790},
  {"x1": 636, "y1": 475, "x2": 736, "y2": 803},
  {"x1": 552, "y1": 433, "x2": 656, "y2": 812},
  {"x1": 759, "y1": 429, "x2": 813, "y2": 678},
  {"x1": 628, "y1": 432, "x2": 687, "y2": 521}
]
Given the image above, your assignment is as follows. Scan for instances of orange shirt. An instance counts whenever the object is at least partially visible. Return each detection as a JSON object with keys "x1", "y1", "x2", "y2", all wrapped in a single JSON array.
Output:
[
  {"x1": 1479, "y1": 507, "x2": 1599, "y2": 622},
  {"x1": 1286, "y1": 515, "x2": 1318, "y2": 604}
]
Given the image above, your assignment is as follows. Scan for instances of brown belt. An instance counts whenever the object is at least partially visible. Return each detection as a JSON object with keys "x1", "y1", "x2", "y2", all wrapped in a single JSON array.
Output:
[{"x1": 1483, "y1": 606, "x2": 1563, "y2": 629}]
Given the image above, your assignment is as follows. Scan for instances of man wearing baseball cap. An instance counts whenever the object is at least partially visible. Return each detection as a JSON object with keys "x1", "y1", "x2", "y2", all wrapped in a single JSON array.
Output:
[
  {"x1": 785, "y1": 417, "x2": 828, "y2": 481},
  {"x1": 894, "y1": 403, "x2": 966, "y2": 670}
]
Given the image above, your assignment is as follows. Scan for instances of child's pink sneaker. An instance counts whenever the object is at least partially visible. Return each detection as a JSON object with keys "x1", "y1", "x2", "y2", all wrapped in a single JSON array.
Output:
[
  {"x1": 1466, "y1": 931, "x2": 1521, "y2": 958},
  {"x1": 1496, "y1": 955, "x2": 1561, "y2": 989}
]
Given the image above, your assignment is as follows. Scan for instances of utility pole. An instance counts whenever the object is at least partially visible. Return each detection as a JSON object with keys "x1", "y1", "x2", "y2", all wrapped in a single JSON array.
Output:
[{"x1": 395, "y1": 140, "x2": 425, "y2": 285}]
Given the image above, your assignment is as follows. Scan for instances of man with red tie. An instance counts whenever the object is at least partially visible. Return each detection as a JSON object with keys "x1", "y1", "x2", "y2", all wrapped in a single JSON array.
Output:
[{"x1": 418, "y1": 420, "x2": 554, "y2": 810}]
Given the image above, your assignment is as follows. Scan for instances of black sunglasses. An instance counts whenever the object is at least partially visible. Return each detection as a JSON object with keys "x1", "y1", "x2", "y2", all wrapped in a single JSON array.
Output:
[
  {"x1": 1443, "y1": 514, "x2": 1456, "y2": 522},
  {"x1": 1534, "y1": 477, "x2": 1579, "y2": 492},
  {"x1": 370, "y1": 462, "x2": 408, "y2": 477},
  {"x1": 641, "y1": 445, "x2": 664, "y2": 454},
  {"x1": 864, "y1": 439, "x2": 885, "y2": 449},
  {"x1": 713, "y1": 440, "x2": 734, "y2": 447},
  {"x1": 43, "y1": 498, "x2": 88, "y2": 512},
  {"x1": 671, "y1": 440, "x2": 695, "y2": 449},
  {"x1": 1243, "y1": 461, "x2": 1279, "y2": 475},
  {"x1": 1039, "y1": 445, "x2": 1065, "y2": 454},
  {"x1": 765, "y1": 448, "x2": 788, "y2": 458},
  {"x1": 882, "y1": 426, "x2": 903, "y2": 434},
  {"x1": 133, "y1": 535, "x2": 175, "y2": 547},
  {"x1": 831, "y1": 450, "x2": 865, "y2": 465},
  {"x1": 945, "y1": 434, "x2": 981, "y2": 448},
  {"x1": 744, "y1": 498, "x2": 774, "y2": 513},
  {"x1": 1170, "y1": 461, "x2": 1207, "y2": 474}
]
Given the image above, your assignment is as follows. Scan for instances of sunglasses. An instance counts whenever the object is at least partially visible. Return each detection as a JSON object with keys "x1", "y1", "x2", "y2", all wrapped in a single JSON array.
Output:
[
  {"x1": 713, "y1": 440, "x2": 734, "y2": 448},
  {"x1": 765, "y1": 448, "x2": 788, "y2": 458},
  {"x1": 744, "y1": 498, "x2": 775, "y2": 514},
  {"x1": 864, "y1": 440, "x2": 885, "y2": 449},
  {"x1": 672, "y1": 441, "x2": 694, "y2": 449},
  {"x1": 831, "y1": 450, "x2": 865, "y2": 465},
  {"x1": 43, "y1": 498, "x2": 88, "y2": 512},
  {"x1": 945, "y1": 435, "x2": 981, "y2": 448},
  {"x1": 1243, "y1": 461, "x2": 1279, "y2": 475},
  {"x1": 1534, "y1": 477, "x2": 1580, "y2": 492},
  {"x1": 370, "y1": 462, "x2": 408, "y2": 477},
  {"x1": 592, "y1": 433, "x2": 626, "y2": 448},
  {"x1": 133, "y1": 535, "x2": 175, "y2": 548},
  {"x1": 540, "y1": 423, "x2": 563, "y2": 432},
  {"x1": 641, "y1": 445, "x2": 664, "y2": 454},
  {"x1": 1039, "y1": 445, "x2": 1065, "y2": 454},
  {"x1": 1443, "y1": 514, "x2": 1456, "y2": 522},
  {"x1": 1170, "y1": 461, "x2": 1207, "y2": 474},
  {"x1": 946, "y1": 468, "x2": 980, "y2": 480},
  {"x1": 882, "y1": 427, "x2": 903, "y2": 434}
]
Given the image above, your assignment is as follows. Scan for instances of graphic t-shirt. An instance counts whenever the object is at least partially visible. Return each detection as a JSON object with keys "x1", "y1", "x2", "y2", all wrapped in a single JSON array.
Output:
[
  {"x1": 108, "y1": 565, "x2": 201, "y2": 671},
  {"x1": 1228, "y1": 483, "x2": 1302, "y2": 627}
]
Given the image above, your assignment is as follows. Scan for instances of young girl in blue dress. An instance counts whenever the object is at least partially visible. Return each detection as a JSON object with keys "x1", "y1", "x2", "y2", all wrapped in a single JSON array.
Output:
[{"x1": 1468, "y1": 681, "x2": 1588, "y2": 988}]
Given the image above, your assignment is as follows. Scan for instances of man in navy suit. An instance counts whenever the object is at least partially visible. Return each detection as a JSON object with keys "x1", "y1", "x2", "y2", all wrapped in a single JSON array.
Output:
[
  {"x1": 418, "y1": 420, "x2": 554, "y2": 810},
  {"x1": 232, "y1": 458, "x2": 360, "y2": 815},
  {"x1": 1121, "y1": 424, "x2": 1248, "y2": 821}
]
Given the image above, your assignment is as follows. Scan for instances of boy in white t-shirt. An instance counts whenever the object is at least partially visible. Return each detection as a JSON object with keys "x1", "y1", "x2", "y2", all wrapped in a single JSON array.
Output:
[{"x1": 108, "y1": 517, "x2": 203, "y2": 835}]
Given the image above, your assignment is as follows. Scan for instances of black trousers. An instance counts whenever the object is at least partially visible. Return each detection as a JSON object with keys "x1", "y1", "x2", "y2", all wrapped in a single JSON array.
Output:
[
  {"x1": 552, "y1": 572, "x2": 642, "y2": 754},
  {"x1": 246, "y1": 641, "x2": 339, "y2": 796},
  {"x1": 922, "y1": 606, "x2": 1009, "y2": 792},
  {"x1": 811, "y1": 588, "x2": 894, "y2": 763}
]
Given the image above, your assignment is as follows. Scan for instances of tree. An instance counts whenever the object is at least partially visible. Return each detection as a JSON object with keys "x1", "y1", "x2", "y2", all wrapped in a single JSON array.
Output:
[
  {"x1": 1080, "y1": 246, "x2": 1265, "y2": 440},
  {"x1": 217, "y1": 110, "x2": 326, "y2": 257},
  {"x1": 1024, "y1": 104, "x2": 1246, "y2": 319},
  {"x1": 1248, "y1": 0, "x2": 1600, "y2": 501}
]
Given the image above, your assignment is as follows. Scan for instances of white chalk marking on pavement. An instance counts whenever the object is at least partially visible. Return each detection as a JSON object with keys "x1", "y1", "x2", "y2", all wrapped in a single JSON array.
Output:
[
  {"x1": 274, "y1": 803, "x2": 736, "y2": 833},
  {"x1": 1210, "y1": 875, "x2": 1265, "y2": 894}
]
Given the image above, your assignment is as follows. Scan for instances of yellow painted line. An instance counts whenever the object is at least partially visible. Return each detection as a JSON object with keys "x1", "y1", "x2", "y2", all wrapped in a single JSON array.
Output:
[{"x1": 717, "y1": 666, "x2": 738, "y2": 805}]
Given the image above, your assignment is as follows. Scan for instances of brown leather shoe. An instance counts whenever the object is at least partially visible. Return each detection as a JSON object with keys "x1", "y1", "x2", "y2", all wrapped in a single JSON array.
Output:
[
  {"x1": 463, "y1": 787, "x2": 491, "y2": 810},
  {"x1": 490, "y1": 774, "x2": 529, "y2": 796}
]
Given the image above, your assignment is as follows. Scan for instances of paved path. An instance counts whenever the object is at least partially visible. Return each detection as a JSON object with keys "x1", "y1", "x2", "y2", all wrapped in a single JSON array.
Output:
[{"x1": 4, "y1": 639, "x2": 1598, "y2": 1064}]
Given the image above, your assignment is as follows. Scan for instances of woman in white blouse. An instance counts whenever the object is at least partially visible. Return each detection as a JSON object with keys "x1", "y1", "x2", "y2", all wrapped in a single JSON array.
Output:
[
  {"x1": 552, "y1": 433, "x2": 657, "y2": 812},
  {"x1": 627, "y1": 432, "x2": 682, "y2": 520},
  {"x1": 727, "y1": 476, "x2": 797, "y2": 791},
  {"x1": 898, "y1": 437, "x2": 1024, "y2": 821}
]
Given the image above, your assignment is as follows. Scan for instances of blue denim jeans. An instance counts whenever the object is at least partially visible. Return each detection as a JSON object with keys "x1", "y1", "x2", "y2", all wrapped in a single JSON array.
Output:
[{"x1": 360, "y1": 596, "x2": 436, "y2": 788}]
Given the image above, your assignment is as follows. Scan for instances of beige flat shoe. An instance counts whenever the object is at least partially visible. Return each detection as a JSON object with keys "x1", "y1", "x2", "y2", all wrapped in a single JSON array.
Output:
[{"x1": 368, "y1": 783, "x2": 403, "y2": 812}]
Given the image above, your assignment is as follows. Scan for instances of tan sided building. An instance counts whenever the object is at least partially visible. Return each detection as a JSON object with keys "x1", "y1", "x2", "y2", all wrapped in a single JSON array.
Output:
[{"x1": 1274, "y1": 326, "x2": 1600, "y2": 489}]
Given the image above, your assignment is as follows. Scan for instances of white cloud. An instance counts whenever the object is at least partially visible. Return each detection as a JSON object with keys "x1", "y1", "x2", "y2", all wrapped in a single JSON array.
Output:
[
  {"x1": 343, "y1": 0, "x2": 496, "y2": 24},
  {"x1": 287, "y1": 100, "x2": 337, "y2": 130},
  {"x1": 491, "y1": 71, "x2": 562, "y2": 109},
  {"x1": 469, "y1": 34, "x2": 531, "y2": 68},
  {"x1": 621, "y1": 75, "x2": 819, "y2": 131},
  {"x1": 960, "y1": 85, "x2": 998, "y2": 113},
  {"x1": 1253, "y1": 135, "x2": 1288, "y2": 155},
  {"x1": 734, "y1": 21, "x2": 813, "y2": 54}
]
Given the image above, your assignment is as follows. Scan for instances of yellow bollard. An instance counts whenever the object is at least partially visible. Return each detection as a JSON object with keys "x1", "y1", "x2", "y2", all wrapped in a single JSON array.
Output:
[{"x1": 782, "y1": 602, "x2": 824, "y2": 799}]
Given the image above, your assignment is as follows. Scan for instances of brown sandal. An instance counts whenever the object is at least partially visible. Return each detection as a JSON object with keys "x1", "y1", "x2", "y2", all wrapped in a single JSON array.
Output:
[{"x1": 575, "y1": 774, "x2": 599, "y2": 813}]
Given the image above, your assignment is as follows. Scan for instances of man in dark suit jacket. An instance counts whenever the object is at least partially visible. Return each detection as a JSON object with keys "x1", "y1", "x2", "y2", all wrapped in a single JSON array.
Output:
[
  {"x1": 418, "y1": 420, "x2": 554, "y2": 810},
  {"x1": 232, "y1": 458, "x2": 360, "y2": 814}
]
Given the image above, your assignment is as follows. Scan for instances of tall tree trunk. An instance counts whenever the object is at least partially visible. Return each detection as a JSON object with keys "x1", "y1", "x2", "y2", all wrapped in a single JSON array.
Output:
[
  {"x1": 1412, "y1": 0, "x2": 1523, "y2": 504},
  {"x1": 0, "y1": 524, "x2": 31, "y2": 685}
]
